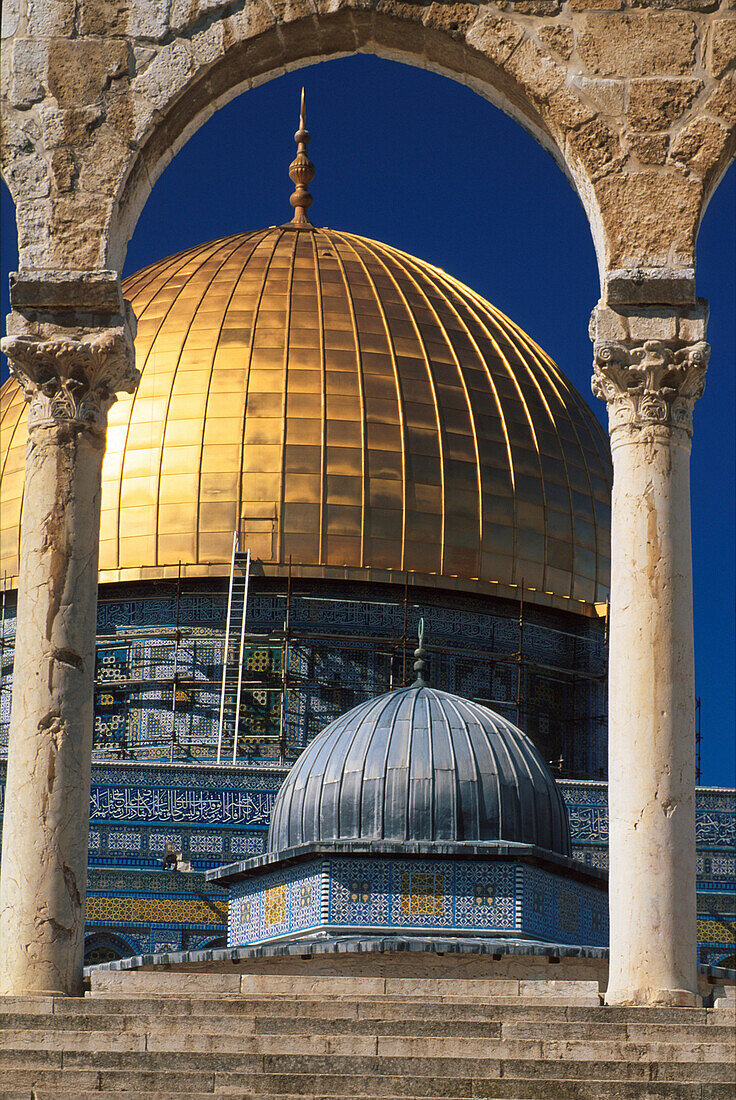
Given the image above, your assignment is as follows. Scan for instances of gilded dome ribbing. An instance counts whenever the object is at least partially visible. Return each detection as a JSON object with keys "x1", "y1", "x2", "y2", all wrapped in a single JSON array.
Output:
[{"x1": 0, "y1": 225, "x2": 611, "y2": 604}]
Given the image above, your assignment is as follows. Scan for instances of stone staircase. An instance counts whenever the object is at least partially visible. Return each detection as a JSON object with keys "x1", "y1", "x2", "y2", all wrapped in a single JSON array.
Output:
[{"x1": 1, "y1": 976, "x2": 733, "y2": 1099}]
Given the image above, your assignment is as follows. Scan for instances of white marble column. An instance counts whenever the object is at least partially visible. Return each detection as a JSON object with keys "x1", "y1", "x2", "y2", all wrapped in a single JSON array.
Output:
[
  {"x1": 591, "y1": 304, "x2": 709, "y2": 1007},
  {"x1": 0, "y1": 306, "x2": 138, "y2": 996}
]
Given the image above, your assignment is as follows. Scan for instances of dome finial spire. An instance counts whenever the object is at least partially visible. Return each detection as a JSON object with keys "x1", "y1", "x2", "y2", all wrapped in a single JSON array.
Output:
[
  {"x1": 288, "y1": 87, "x2": 314, "y2": 227},
  {"x1": 413, "y1": 618, "x2": 429, "y2": 686}
]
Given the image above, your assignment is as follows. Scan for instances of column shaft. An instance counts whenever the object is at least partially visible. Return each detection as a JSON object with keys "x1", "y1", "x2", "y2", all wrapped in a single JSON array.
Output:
[
  {"x1": 591, "y1": 314, "x2": 709, "y2": 1007},
  {"x1": 607, "y1": 426, "x2": 698, "y2": 1005},
  {"x1": 0, "y1": 313, "x2": 138, "y2": 996},
  {"x1": 0, "y1": 424, "x2": 104, "y2": 995}
]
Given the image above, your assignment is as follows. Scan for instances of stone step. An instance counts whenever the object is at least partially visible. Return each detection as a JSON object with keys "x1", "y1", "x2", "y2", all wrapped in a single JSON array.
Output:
[
  {"x1": 2, "y1": 1010, "x2": 730, "y2": 1045},
  {"x1": 1, "y1": 1025, "x2": 733, "y2": 1063},
  {"x1": 2, "y1": 994, "x2": 724, "y2": 1027},
  {"x1": 1, "y1": 990, "x2": 731, "y2": 1099},
  {"x1": 207, "y1": 1076, "x2": 736, "y2": 1098},
  {"x1": 2, "y1": 1071, "x2": 731, "y2": 1099},
  {"x1": 2, "y1": 1046, "x2": 732, "y2": 1082}
]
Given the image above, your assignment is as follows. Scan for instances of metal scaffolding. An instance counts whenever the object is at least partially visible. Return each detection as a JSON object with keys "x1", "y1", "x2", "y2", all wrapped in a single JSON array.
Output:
[{"x1": 0, "y1": 549, "x2": 612, "y2": 777}]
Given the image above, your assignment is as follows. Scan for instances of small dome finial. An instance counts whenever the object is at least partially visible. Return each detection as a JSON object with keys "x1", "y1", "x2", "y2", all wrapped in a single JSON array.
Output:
[
  {"x1": 413, "y1": 618, "x2": 429, "y2": 685},
  {"x1": 288, "y1": 88, "x2": 314, "y2": 227}
]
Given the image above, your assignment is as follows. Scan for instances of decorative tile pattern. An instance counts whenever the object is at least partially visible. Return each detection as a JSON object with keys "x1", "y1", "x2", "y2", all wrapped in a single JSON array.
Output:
[
  {"x1": 455, "y1": 863, "x2": 517, "y2": 931},
  {"x1": 229, "y1": 833, "x2": 267, "y2": 856},
  {"x1": 107, "y1": 831, "x2": 142, "y2": 852},
  {"x1": 389, "y1": 860, "x2": 454, "y2": 929},
  {"x1": 228, "y1": 861, "x2": 324, "y2": 945},
  {"x1": 90, "y1": 785, "x2": 275, "y2": 826},
  {"x1": 188, "y1": 834, "x2": 223, "y2": 855},
  {"x1": 401, "y1": 872, "x2": 444, "y2": 916},
  {"x1": 229, "y1": 855, "x2": 608, "y2": 948},
  {"x1": 0, "y1": 583, "x2": 731, "y2": 971},
  {"x1": 330, "y1": 858, "x2": 391, "y2": 926},
  {"x1": 264, "y1": 884, "x2": 287, "y2": 927},
  {"x1": 3, "y1": 582, "x2": 609, "y2": 774},
  {"x1": 520, "y1": 864, "x2": 608, "y2": 947},
  {"x1": 148, "y1": 833, "x2": 183, "y2": 853},
  {"x1": 86, "y1": 894, "x2": 227, "y2": 925}
]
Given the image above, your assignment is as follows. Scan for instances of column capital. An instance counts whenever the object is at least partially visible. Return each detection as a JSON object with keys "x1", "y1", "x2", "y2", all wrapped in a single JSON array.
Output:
[
  {"x1": 1, "y1": 325, "x2": 139, "y2": 434},
  {"x1": 592, "y1": 338, "x2": 709, "y2": 437},
  {"x1": 589, "y1": 303, "x2": 709, "y2": 438}
]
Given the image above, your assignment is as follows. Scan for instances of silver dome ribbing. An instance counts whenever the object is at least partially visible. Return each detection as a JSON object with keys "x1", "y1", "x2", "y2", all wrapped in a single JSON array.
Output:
[{"x1": 268, "y1": 684, "x2": 571, "y2": 856}]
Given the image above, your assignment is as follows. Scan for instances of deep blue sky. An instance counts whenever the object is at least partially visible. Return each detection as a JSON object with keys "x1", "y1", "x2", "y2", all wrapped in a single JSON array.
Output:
[{"x1": 2, "y1": 56, "x2": 734, "y2": 785}]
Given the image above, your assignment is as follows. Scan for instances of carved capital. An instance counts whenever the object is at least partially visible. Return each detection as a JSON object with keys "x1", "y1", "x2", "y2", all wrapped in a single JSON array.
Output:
[
  {"x1": 591, "y1": 339, "x2": 709, "y2": 436},
  {"x1": 1, "y1": 328, "x2": 140, "y2": 434}
]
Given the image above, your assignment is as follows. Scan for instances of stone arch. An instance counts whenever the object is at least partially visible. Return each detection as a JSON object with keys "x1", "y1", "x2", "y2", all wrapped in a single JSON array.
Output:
[
  {"x1": 112, "y1": 7, "x2": 617, "y2": 276},
  {"x1": 4, "y1": 3, "x2": 734, "y2": 286}
]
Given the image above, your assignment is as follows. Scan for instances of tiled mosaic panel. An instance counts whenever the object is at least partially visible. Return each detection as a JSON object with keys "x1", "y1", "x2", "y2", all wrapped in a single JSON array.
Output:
[
  {"x1": 452, "y1": 862, "x2": 517, "y2": 930},
  {"x1": 83, "y1": 926, "x2": 227, "y2": 965},
  {"x1": 560, "y1": 782, "x2": 736, "y2": 851},
  {"x1": 86, "y1": 894, "x2": 227, "y2": 925},
  {"x1": 329, "y1": 859, "x2": 391, "y2": 927},
  {"x1": 84, "y1": 865, "x2": 228, "y2": 957},
  {"x1": 229, "y1": 861, "x2": 324, "y2": 945},
  {"x1": 0, "y1": 752, "x2": 733, "y2": 962},
  {"x1": 387, "y1": 861, "x2": 456, "y2": 929},
  {"x1": 230, "y1": 856, "x2": 607, "y2": 945},
  {"x1": 86, "y1": 823, "x2": 267, "y2": 869},
  {"x1": 521, "y1": 864, "x2": 608, "y2": 946},
  {"x1": 562, "y1": 782, "x2": 734, "y2": 962}
]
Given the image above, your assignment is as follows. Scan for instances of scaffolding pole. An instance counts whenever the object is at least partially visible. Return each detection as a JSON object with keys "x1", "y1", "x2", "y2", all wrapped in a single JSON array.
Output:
[
  {"x1": 169, "y1": 560, "x2": 182, "y2": 762},
  {"x1": 695, "y1": 696, "x2": 702, "y2": 785},
  {"x1": 279, "y1": 556, "x2": 292, "y2": 765}
]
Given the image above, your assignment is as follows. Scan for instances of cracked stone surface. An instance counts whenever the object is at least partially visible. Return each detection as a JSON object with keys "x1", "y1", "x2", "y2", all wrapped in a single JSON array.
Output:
[
  {"x1": 591, "y1": 304, "x2": 709, "y2": 1008},
  {"x1": 0, "y1": 316, "x2": 137, "y2": 996}
]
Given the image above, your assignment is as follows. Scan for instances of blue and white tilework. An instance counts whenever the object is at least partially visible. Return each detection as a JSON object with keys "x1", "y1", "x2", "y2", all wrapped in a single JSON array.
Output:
[
  {"x1": 229, "y1": 833, "x2": 267, "y2": 857},
  {"x1": 454, "y1": 862, "x2": 516, "y2": 931},
  {"x1": 229, "y1": 860, "x2": 324, "y2": 945},
  {"x1": 188, "y1": 834, "x2": 223, "y2": 855},
  {"x1": 107, "y1": 831, "x2": 142, "y2": 852},
  {"x1": 3, "y1": 580, "x2": 608, "y2": 774},
  {"x1": 330, "y1": 858, "x2": 391, "y2": 926},
  {"x1": 227, "y1": 856, "x2": 608, "y2": 948}
]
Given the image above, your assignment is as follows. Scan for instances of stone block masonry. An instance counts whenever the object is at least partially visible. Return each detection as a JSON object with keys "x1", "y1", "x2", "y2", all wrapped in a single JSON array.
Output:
[{"x1": 0, "y1": 2, "x2": 733, "y2": 281}]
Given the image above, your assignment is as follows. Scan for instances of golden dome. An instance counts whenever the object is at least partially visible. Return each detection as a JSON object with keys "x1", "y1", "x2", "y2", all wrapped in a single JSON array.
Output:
[{"x1": 0, "y1": 226, "x2": 611, "y2": 607}]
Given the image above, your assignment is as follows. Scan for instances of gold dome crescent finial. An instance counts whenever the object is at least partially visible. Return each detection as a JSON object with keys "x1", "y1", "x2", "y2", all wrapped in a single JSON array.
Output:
[{"x1": 288, "y1": 87, "x2": 314, "y2": 227}]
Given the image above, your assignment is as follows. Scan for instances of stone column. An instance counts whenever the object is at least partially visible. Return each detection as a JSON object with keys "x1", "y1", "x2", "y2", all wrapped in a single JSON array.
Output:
[
  {"x1": 591, "y1": 302, "x2": 709, "y2": 1007},
  {"x1": 0, "y1": 277, "x2": 138, "y2": 996}
]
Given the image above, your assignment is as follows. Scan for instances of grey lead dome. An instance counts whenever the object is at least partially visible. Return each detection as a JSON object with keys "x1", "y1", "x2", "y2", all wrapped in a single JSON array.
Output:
[{"x1": 268, "y1": 683, "x2": 571, "y2": 856}]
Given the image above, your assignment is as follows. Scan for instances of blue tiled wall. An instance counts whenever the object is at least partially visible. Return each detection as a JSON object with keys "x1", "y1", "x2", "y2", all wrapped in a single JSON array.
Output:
[{"x1": 227, "y1": 855, "x2": 608, "y2": 948}]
